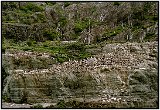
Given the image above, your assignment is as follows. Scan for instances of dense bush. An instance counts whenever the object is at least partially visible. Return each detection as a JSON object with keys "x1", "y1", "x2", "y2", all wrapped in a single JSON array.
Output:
[
  {"x1": 74, "y1": 20, "x2": 89, "y2": 34},
  {"x1": 101, "y1": 26, "x2": 123, "y2": 42},
  {"x1": 55, "y1": 53, "x2": 69, "y2": 63},
  {"x1": 56, "y1": 100, "x2": 67, "y2": 108},
  {"x1": 2, "y1": 2, "x2": 158, "y2": 44},
  {"x1": 113, "y1": 2, "x2": 120, "y2": 6},
  {"x1": 66, "y1": 43, "x2": 85, "y2": 51},
  {"x1": 43, "y1": 29, "x2": 61, "y2": 40},
  {"x1": 2, "y1": 94, "x2": 11, "y2": 102},
  {"x1": 74, "y1": 22, "x2": 86, "y2": 34},
  {"x1": 64, "y1": 2, "x2": 71, "y2": 7},
  {"x1": 45, "y1": 2, "x2": 56, "y2": 6},
  {"x1": 74, "y1": 18, "x2": 96, "y2": 35},
  {"x1": 144, "y1": 32, "x2": 156, "y2": 41},
  {"x1": 20, "y1": 3, "x2": 44, "y2": 12},
  {"x1": 2, "y1": 2, "x2": 18, "y2": 10},
  {"x1": 34, "y1": 12, "x2": 46, "y2": 23},
  {"x1": 59, "y1": 16, "x2": 68, "y2": 26},
  {"x1": 2, "y1": 2, "x2": 158, "y2": 64}
]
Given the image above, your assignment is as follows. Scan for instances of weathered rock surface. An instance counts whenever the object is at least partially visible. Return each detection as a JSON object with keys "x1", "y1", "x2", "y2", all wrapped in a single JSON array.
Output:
[
  {"x1": 2, "y1": 41, "x2": 158, "y2": 108},
  {"x1": 2, "y1": 102, "x2": 32, "y2": 108},
  {"x1": 2, "y1": 50, "x2": 55, "y2": 70}
]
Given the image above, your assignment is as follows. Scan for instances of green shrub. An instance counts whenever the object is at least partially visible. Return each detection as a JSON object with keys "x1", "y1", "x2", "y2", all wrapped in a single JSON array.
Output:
[
  {"x1": 79, "y1": 52, "x2": 91, "y2": 59},
  {"x1": 2, "y1": 94, "x2": 11, "y2": 102},
  {"x1": 144, "y1": 32, "x2": 156, "y2": 41},
  {"x1": 90, "y1": 6, "x2": 97, "y2": 13},
  {"x1": 56, "y1": 100, "x2": 66, "y2": 108},
  {"x1": 101, "y1": 26, "x2": 123, "y2": 42},
  {"x1": 2, "y1": 2, "x2": 9, "y2": 10},
  {"x1": 21, "y1": 18, "x2": 32, "y2": 25},
  {"x1": 43, "y1": 29, "x2": 60, "y2": 40},
  {"x1": 66, "y1": 43, "x2": 85, "y2": 51},
  {"x1": 56, "y1": 56, "x2": 68, "y2": 63},
  {"x1": 113, "y1": 2, "x2": 120, "y2": 6},
  {"x1": 59, "y1": 16, "x2": 67, "y2": 26},
  {"x1": 48, "y1": 43, "x2": 92, "y2": 63},
  {"x1": 151, "y1": 15, "x2": 158, "y2": 21},
  {"x1": 20, "y1": 3, "x2": 44, "y2": 12},
  {"x1": 64, "y1": 2, "x2": 71, "y2": 7},
  {"x1": 26, "y1": 40, "x2": 37, "y2": 47},
  {"x1": 70, "y1": 33, "x2": 79, "y2": 40},
  {"x1": 74, "y1": 22, "x2": 86, "y2": 34},
  {"x1": 132, "y1": 11, "x2": 145, "y2": 21},
  {"x1": 74, "y1": 20, "x2": 89, "y2": 34},
  {"x1": 143, "y1": 2, "x2": 153, "y2": 13},
  {"x1": 74, "y1": 18, "x2": 96, "y2": 34},
  {"x1": 22, "y1": 46, "x2": 33, "y2": 51},
  {"x1": 110, "y1": 32, "x2": 117, "y2": 37},
  {"x1": 26, "y1": 40, "x2": 32, "y2": 46},
  {"x1": 36, "y1": 12, "x2": 46, "y2": 23},
  {"x1": 2, "y1": 2, "x2": 18, "y2": 10},
  {"x1": 2, "y1": 48, "x2": 5, "y2": 53},
  {"x1": 45, "y1": 2, "x2": 56, "y2": 6},
  {"x1": 145, "y1": 15, "x2": 158, "y2": 22}
]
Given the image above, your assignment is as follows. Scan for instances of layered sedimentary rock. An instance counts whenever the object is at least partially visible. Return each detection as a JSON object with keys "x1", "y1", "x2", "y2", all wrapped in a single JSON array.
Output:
[{"x1": 2, "y1": 41, "x2": 158, "y2": 108}]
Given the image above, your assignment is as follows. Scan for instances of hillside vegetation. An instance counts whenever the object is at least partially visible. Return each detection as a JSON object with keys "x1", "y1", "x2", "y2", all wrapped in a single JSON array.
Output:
[
  {"x1": 2, "y1": 1, "x2": 158, "y2": 109},
  {"x1": 2, "y1": 2, "x2": 158, "y2": 56}
]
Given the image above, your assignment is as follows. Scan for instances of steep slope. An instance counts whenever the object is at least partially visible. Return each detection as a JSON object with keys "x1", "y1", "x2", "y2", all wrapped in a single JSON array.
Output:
[
  {"x1": 1, "y1": 1, "x2": 158, "y2": 108},
  {"x1": 2, "y1": 41, "x2": 158, "y2": 108},
  {"x1": 2, "y1": 2, "x2": 158, "y2": 43}
]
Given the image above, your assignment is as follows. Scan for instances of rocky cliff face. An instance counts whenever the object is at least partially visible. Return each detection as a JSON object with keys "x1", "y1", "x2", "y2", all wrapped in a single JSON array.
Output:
[
  {"x1": 2, "y1": 41, "x2": 158, "y2": 108},
  {"x1": 2, "y1": 1, "x2": 158, "y2": 108}
]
